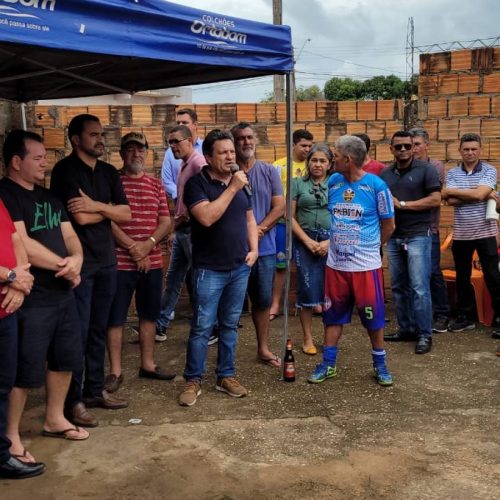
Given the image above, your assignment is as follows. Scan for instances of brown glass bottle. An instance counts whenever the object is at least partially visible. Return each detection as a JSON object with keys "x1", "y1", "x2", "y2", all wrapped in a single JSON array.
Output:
[{"x1": 284, "y1": 339, "x2": 295, "y2": 382}]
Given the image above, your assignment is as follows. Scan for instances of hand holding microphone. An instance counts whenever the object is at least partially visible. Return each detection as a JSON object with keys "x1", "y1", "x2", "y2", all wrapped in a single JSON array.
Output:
[{"x1": 230, "y1": 164, "x2": 252, "y2": 196}]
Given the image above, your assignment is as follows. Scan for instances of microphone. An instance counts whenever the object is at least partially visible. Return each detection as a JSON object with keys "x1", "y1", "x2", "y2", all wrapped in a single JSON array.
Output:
[{"x1": 230, "y1": 164, "x2": 252, "y2": 197}]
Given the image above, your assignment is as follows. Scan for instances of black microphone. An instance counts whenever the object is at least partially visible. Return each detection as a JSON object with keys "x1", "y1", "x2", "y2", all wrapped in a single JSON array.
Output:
[{"x1": 230, "y1": 164, "x2": 252, "y2": 196}]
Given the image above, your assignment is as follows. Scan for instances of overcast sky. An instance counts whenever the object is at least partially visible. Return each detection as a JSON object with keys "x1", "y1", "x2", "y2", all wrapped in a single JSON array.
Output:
[{"x1": 168, "y1": 0, "x2": 499, "y2": 103}]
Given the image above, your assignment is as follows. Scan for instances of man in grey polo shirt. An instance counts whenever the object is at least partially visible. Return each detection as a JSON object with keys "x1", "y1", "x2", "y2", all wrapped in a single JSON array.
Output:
[{"x1": 442, "y1": 133, "x2": 500, "y2": 336}]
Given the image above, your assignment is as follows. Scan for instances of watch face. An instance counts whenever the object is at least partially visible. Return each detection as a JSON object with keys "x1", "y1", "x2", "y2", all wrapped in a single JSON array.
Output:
[{"x1": 7, "y1": 270, "x2": 16, "y2": 282}]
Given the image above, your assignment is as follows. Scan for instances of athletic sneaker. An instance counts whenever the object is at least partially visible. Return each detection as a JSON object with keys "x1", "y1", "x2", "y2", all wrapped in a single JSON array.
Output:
[
  {"x1": 215, "y1": 377, "x2": 248, "y2": 398},
  {"x1": 432, "y1": 315, "x2": 449, "y2": 333},
  {"x1": 373, "y1": 365, "x2": 394, "y2": 386},
  {"x1": 178, "y1": 380, "x2": 201, "y2": 406},
  {"x1": 448, "y1": 316, "x2": 476, "y2": 332},
  {"x1": 155, "y1": 326, "x2": 167, "y2": 342},
  {"x1": 307, "y1": 363, "x2": 337, "y2": 384},
  {"x1": 130, "y1": 325, "x2": 167, "y2": 342},
  {"x1": 208, "y1": 333, "x2": 219, "y2": 346},
  {"x1": 491, "y1": 318, "x2": 500, "y2": 339}
]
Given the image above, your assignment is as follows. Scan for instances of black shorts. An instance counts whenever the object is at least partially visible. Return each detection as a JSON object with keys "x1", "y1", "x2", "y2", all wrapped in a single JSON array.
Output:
[
  {"x1": 16, "y1": 295, "x2": 82, "y2": 388},
  {"x1": 108, "y1": 268, "x2": 163, "y2": 326}
]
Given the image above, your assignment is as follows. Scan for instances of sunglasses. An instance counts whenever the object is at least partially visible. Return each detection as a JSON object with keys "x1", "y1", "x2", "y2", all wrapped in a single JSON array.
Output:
[
  {"x1": 168, "y1": 138, "x2": 189, "y2": 146},
  {"x1": 393, "y1": 143, "x2": 413, "y2": 151}
]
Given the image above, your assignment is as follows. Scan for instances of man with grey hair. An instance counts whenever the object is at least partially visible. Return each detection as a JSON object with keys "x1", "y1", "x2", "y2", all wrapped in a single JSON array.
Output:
[
  {"x1": 409, "y1": 127, "x2": 450, "y2": 333},
  {"x1": 308, "y1": 135, "x2": 396, "y2": 386},
  {"x1": 105, "y1": 132, "x2": 174, "y2": 395},
  {"x1": 231, "y1": 122, "x2": 284, "y2": 367}
]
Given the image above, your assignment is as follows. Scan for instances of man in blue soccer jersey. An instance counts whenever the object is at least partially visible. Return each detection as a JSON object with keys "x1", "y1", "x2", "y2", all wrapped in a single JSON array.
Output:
[{"x1": 308, "y1": 135, "x2": 396, "y2": 386}]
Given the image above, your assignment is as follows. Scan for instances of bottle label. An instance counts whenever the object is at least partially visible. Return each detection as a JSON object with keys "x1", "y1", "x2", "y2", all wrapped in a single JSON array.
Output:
[{"x1": 284, "y1": 362, "x2": 295, "y2": 377}]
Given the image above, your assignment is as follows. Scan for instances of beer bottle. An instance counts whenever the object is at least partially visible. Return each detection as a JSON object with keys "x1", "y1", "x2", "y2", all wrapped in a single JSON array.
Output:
[{"x1": 284, "y1": 338, "x2": 295, "y2": 382}]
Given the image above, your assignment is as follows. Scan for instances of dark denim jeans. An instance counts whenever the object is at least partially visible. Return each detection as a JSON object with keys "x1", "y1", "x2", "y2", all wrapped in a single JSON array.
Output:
[
  {"x1": 387, "y1": 235, "x2": 433, "y2": 338},
  {"x1": 66, "y1": 265, "x2": 117, "y2": 407},
  {"x1": 0, "y1": 314, "x2": 17, "y2": 463},
  {"x1": 157, "y1": 227, "x2": 192, "y2": 329},
  {"x1": 452, "y1": 236, "x2": 500, "y2": 320},
  {"x1": 184, "y1": 263, "x2": 251, "y2": 381},
  {"x1": 431, "y1": 231, "x2": 450, "y2": 317}
]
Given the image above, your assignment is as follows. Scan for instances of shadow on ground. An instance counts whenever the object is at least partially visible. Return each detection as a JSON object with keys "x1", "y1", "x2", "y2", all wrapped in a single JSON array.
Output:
[{"x1": 2, "y1": 306, "x2": 499, "y2": 499}]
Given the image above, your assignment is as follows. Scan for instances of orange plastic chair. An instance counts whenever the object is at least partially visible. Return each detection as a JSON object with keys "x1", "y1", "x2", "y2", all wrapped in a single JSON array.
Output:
[{"x1": 440, "y1": 231, "x2": 494, "y2": 326}]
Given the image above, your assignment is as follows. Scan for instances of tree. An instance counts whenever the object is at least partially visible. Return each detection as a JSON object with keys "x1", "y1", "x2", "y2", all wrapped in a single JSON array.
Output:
[
  {"x1": 361, "y1": 75, "x2": 406, "y2": 100},
  {"x1": 323, "y1": 77, "x2": 363, "y2": 101},
  {"x1": 323, "y1": 75, "x2": 413, "y2": 101},
  {"x1": 260, "y1": 84, "x2": 324, "y2": 102},
  {"x1": 295, "y1": 85, "x2": 324, "y2": 101}
]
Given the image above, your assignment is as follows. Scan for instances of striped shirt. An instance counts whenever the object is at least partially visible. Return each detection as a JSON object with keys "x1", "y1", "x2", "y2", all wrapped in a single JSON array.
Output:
[
  {"x1": 446, "y1": 161, "x2": 497, "y2": 240},
  {"x1": 116, "y1": 172, "x2": 169, "y2": 270}
]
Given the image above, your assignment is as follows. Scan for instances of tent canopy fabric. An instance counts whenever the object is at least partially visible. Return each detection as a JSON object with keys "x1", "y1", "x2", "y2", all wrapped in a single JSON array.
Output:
[{"x1": 0, "y1": 0, "x2": 293, "y2": 102}]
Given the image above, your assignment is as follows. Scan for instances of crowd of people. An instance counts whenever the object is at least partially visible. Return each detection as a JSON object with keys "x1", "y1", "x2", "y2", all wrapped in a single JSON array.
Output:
[{"x1": 0, "y1": 110, "x2": 499, "y2": 479}]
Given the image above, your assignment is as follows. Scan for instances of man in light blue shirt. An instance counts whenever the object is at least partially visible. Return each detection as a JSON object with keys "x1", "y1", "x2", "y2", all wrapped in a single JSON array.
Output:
[{"x1": 161, "y1": 108, "x2": 203, "y2": 201}]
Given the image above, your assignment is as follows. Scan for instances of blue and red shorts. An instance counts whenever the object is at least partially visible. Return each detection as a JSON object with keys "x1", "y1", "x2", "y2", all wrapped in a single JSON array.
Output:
[{"x1": 323, "y1": 267, "x2": 385, "y2": 330}]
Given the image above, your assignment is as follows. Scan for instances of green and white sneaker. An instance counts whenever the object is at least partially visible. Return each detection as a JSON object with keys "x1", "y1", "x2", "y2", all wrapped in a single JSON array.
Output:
[
  {"x1": 307, "y1": 363, "x2": 337, "y2": 384},
  {"x1": 373, "y1": 365, "x2": 394, "y2": 386}
]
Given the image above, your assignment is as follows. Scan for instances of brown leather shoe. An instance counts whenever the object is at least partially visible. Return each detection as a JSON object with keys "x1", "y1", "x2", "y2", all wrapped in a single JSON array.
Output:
[
  {"x1": 83, "y1": 390, "x2": 128, "y2": 410},
  {"x1": 68, "y1": 402, "x2": 98, "y2": 428},
  {"x1": 103, "y1": 373, "x2": 124, "y2": 393}
]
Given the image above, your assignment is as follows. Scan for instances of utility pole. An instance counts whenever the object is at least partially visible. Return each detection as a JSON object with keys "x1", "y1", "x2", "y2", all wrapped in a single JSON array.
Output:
[
  {"x1": 404, "y1": 17, "x2": 415, "y2": 129},
  {"x1": 273, "y1": 0, "x2": 284, "y2": 102}
]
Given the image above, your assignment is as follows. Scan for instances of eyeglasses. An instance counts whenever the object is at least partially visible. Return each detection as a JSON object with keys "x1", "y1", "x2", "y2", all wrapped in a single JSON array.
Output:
[
  {"x1": 168, "y1": 138, "x2": 189, "y2": 146},
  {"x1": 393, "y1": 143, "x2": 413, "y2": 151}
]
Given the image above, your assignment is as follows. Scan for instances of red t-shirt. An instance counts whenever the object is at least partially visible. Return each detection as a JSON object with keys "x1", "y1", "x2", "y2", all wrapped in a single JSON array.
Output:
[
  {"x1": 0, "y1": 199, "x2": 17, "y2": 319},
  {"x1": 115, "y1": 173, "x2": 169, "y2": 271},
  {"x1": 362, "y1": 159, "x2": 386, "y2": 176}
]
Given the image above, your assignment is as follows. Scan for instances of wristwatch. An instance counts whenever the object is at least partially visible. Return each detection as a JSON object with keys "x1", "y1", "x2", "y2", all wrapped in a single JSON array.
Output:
[
  {"x1": 6, "y1": 269, "x2": 16, "y2": 282},
  {"x1": 400, "y1": 201, "x2": 407, "y2": 208}
]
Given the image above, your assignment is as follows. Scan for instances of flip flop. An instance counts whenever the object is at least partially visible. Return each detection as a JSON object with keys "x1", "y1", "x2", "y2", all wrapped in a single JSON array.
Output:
[
  {"x1": 258, "y1": 355, "x2": 281, "y2": 368},
  {"x1": 302, "y1": 345, "x2": 318, "y2": 355},
  {"x1": 42, "y1": 426, "x2": 89, "y2": 441},
  {"x1": 11, "y1": 448, "x2": 36, "y2": 464}
]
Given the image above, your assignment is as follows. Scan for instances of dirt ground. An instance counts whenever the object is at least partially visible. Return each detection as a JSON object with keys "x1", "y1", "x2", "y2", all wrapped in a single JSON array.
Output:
[{"x1": 1, "y1": 305, "x2": 499, "y2": 499}]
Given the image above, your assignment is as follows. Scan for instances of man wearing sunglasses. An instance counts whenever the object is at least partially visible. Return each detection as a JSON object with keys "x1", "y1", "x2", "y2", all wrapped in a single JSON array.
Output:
[
  {"x1": 156, "y1": 125, "x2": 205, "y2": 339},
  {"x1": 381, "y1": 131, "x2": 441, "y2": 354}
]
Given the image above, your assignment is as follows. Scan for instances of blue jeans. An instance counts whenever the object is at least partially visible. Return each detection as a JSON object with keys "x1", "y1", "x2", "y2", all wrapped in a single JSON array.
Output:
[
  {"x1": 387, "y1": 235, "x2": 433, "y2": 338},
  {"x1": 66, "y1": 265, "x2": 117, "y2": 406},
  {"x1": 157, "y1": 227, "x2": 192, "y2": 329},
  {"x1": 184, "y1": 263, "x2": 251, "y2": 381},
  {"x1": 0, "y1": 314, "x2": 17, "y2": 464},
  {"x1": 431, "y1": 231, "x2": 449, "y2": 317}
]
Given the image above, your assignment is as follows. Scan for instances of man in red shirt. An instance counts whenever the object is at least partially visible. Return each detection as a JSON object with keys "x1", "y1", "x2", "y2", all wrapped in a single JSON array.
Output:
[
  {"x1": 353, "y1": 133, "x2": 386, "y2": 176},
  {"x1": 0, "y1": 199, "x2": 44, "y2": 479},
  {"x1": 105, "y1": 133, "x2": 173, "y2": 394}
]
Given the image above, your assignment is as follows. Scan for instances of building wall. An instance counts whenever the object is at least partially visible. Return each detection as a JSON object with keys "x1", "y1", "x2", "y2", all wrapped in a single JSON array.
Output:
[{"x1": 22, "y1": 47, "x2": 500, "y2": 275}]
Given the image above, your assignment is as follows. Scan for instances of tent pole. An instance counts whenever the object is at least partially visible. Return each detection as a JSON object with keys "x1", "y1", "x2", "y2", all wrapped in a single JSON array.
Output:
[
  {"x1": 279, "y1": 71, "x2": 294, "y2": 380},
  {"x1": 21, "y1": 103, "x2": 27, "y2": 130}
]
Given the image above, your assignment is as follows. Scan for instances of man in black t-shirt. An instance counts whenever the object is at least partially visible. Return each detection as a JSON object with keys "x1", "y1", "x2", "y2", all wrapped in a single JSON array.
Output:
[
  {"x1": 0, "y1": 130, "x2": 89, "y2": 466},
  {"x1": 51, "y1": 114, "x2": 131, "y2": 427},
  {"x1": 380, "y1": 131, "x2": 441, "y2": 355}
]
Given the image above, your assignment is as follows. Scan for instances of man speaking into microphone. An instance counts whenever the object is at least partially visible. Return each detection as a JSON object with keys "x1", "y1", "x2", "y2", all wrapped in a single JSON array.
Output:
[
  {"x1": 178, "y1": 129, "x2": 259, "y2": 406},
  {"x1": 231, "y1": 122, "x2": 285, "y2": 368}
]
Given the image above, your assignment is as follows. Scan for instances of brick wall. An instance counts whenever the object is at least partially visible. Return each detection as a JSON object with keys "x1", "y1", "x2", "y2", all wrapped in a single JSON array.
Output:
[{"x1": 26, "y1": 47, "x2": 500, "y2": 273}]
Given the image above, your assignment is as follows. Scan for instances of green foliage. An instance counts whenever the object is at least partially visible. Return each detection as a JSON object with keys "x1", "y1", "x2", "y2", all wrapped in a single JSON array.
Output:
[
  {"x1": 295, "y1": 85, "x2": 324, "y2": 101},
  {"x1": 323, "y1": 77, "x2": 363, "y2": 101},
  {"x1": 323, "y1": 75, "x2": 415, "y2": 101}
]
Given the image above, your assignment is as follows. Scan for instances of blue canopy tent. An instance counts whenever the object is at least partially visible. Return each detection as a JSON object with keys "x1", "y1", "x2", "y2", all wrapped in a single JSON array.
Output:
[
  {"x1": 0, "y1": 0, "x2": 293, "y2": 100},
  {"x1": 0, "y1": 0, "x2": 296, "y2": 375}
]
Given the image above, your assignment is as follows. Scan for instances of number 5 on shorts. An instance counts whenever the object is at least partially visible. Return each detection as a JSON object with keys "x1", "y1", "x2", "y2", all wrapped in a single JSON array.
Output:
[{"x1": 364, "y1": 306, "x2": 373, "y2": 320}]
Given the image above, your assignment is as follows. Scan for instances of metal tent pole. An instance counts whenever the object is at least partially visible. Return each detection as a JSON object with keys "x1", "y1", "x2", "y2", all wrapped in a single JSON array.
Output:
[{"x1": 279, "y1": 71, "x2": 294, "y2": 380}]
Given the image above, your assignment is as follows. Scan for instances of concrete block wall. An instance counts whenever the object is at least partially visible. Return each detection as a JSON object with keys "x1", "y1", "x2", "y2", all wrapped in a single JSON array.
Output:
[{"x1": 25, "y1": 47, "x2": 500, "y2": 275}]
